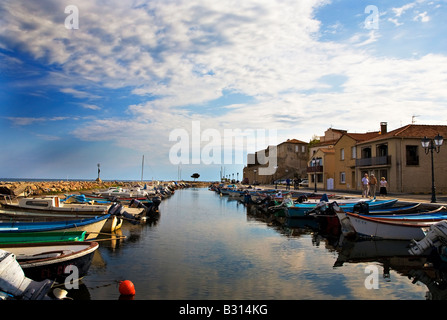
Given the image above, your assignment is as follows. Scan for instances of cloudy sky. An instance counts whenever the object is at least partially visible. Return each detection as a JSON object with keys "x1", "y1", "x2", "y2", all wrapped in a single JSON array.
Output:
[{"x1": 1, "y1": 0, "x2": 446, "y2": 181}]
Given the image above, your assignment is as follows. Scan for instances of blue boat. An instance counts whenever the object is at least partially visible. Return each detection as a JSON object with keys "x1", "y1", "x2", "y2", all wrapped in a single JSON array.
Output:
[
  {"x1": 286, "y1": 199, "x2": 398, "y2": 218},
  {"x1": 0, "y1": 214, "x2": 110, "y2": 240},
  {"x1": 354, "y1": 206, "x2": 447, "y2": 221}
]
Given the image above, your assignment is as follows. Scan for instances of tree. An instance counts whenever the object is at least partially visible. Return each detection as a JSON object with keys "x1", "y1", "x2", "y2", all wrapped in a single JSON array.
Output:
[{"x1": 191, "y1": 173, "x2": 200, "y2": 181}]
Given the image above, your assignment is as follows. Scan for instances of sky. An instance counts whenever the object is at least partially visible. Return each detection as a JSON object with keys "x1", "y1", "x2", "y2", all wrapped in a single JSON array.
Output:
[{"x1": 1, "y1": 0, "x2": 446, "y2": 181}]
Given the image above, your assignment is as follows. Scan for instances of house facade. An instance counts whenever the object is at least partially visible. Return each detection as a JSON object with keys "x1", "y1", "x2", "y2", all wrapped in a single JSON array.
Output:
[
  {"x1": 354, "y1": 124, "x2": 447, "y2": 193},
  {"x1": 243, "y1": 139, "x2": 308, "y2": 184},
  {"x1": 307, "y1": 147, "x2": 335, "y2": 190},
  {"x1": 333, "y1": 131, "x2": 380, "y2": 190}
]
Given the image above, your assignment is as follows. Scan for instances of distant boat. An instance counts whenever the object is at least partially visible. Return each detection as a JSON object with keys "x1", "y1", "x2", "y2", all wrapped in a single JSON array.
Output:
[
  {"x1": 89, "y1": 186, "x2": 156, "y2": 199},
  {"x1": 0, "y1": 215, "x2": 110, "y2": 240},
  {"x1": 2, "y1": 241, "x2": 99, "y2": 283}
]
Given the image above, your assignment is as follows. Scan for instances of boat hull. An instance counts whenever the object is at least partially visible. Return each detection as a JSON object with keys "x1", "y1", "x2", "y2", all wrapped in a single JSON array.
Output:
[
  {"x1": 1, "y1": 241, "x2": 99, "y2": 283},
  {"x1": 0, "y1": 231, "x2": 86, "y2": 245},
  {"x1": 345, "y1": 212, "x2": 434, "y2": 240},
  {"x1": 0, "y1": 215, "x2": 110, "y2": 240},
  {"x1": 286, "y1": 199, "x2": 398, "y2": 218}
]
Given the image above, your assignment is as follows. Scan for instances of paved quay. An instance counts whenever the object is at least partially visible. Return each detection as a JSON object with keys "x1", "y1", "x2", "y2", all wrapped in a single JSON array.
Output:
[{"x1": 253, "y1": 184, "x2": 447, "y2": 207}]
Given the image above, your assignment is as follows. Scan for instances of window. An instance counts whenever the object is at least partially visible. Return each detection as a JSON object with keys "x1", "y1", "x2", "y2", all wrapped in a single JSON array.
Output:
[
  {"x1": 406, "y1": 145, "x2": 419, "y2": 165},
  {"x1": 25, "y1": 200, "x2": 49, "y2": 207},
  {"x1": 302, "y1": 145, "x2": 305, "y2": 153},
  {"x1": 351, "y1": 146, "x2": 356, "y2": 159},
  {"x1": 295, "y1": 145, "x2": 299, "y2": 152},
  {"x1": 340, "y1": 148, "x2": 345, "y2": 160},
  {"x1": 340, "y1": 172, "x2": 346, "y2": 184}
]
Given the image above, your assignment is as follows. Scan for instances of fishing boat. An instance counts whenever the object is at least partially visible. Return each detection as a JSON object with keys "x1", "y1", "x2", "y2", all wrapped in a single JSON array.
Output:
[
  {"x1": 286, "y1": 198, "x2": 398, "y2": 218},
  {"x1": 1, "y1": 241, "x2": 99, "y2": 283},
  {"x1": 87, "y1": 186, "x2": 156, "y2": 199},
  {"x1": 1, "y1": 196, "x2": 109, "y2": 214},
  {"x1": 342, "y1": 212, "x2": 439, "y2": 240},
  {"x1": 0, "y1": 249, "x2": 54, "y2": 300},
  {"x1": 0, "y1": 231, "x2": 86, "y2": 245},
  {"x1": 0, "y1": 214, "x2": 110, "y2": 240},
  {"x1": 347, "y1": 208, "x2": 447, "y2": 226},
  {"x1": 345, "y1": 203, "x2": 423, "y2": 215}
]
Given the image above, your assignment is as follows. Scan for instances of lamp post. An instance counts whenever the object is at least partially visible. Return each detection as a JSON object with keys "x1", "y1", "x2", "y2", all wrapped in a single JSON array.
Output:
[
  {"x1": 274, "y1": 166, "x2": 278, "y2": 189},
  {"x1": 421, "y1": 134, "x2": 443, "y2": 203},
  {"x1": 312, "y1": 151, "x2": 317, "y2": 193}
]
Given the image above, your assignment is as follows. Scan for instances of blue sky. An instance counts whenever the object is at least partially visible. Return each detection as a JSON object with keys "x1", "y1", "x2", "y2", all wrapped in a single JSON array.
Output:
[{"x1": 1, "y1": 0, "x2": 446, "y2": 181}]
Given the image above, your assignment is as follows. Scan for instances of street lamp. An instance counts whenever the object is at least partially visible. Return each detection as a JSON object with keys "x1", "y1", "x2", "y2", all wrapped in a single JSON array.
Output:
[
  {"x1": 421, "y1": 134, "x2": 443, "y2": 203},
  {"x1": 312, "y1": 151, "x2": 317, "y2": 193},
  {"x1": 274, "y1": 166, "x2": 278, "y2": 189}
]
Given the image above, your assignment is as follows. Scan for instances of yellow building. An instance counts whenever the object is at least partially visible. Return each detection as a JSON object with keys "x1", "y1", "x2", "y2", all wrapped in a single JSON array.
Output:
[
  {"x1": 307, "y1": 147, "x2": 335, "y2": 190},
  {"x1": 354, "y1": 124, "x2": 447, "y2": 193},
  {"x1": 333, "y1": 131, "x2": 380, "y2": 190}
]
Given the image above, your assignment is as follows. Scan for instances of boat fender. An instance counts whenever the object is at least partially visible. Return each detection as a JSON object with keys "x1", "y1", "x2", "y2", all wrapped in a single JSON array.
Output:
[{"x1": 119, "y1": 280, "x2": 135, "y2": 296}]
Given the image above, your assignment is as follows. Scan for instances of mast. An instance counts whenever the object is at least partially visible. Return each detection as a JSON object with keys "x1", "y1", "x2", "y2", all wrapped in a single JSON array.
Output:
[{"x1": 141, "y1": 155, "x2": 144, "y2": 182}]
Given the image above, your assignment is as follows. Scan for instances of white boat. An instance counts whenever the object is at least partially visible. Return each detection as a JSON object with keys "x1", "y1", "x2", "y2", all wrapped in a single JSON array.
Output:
[
  {"x1": 0, "y1": 249, "x2": 53, "y2": 300},
  {"x1": 93, "y1": 186, "x2": 156, "y2": 198},
  {"x1": 344, "y1": 212, "x2": 438, "y2": 240},
  {"x1": 1, "y1": 196, "x2": 109, "y2": 214},
  {"x1": 2, "y1": 241, "x2": 99, "y2": 283}
]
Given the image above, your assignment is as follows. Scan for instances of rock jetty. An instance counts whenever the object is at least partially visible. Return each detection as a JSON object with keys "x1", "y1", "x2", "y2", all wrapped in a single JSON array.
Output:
[{"x1": 0, "y1": 180, "x2": 125, "y2": 197}]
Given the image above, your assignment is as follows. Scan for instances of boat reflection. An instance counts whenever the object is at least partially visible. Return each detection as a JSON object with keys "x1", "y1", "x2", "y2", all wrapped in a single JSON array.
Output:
[{"x1": 244, "y1": 201, "x2": 447, "y2": 300}]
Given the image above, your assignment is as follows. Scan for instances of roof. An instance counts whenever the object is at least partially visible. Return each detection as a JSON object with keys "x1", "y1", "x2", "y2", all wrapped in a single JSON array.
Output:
[
  {"x1": 358, "y1": 124, "x2": 447, "y2": 144},
  {"x1": 344, "y1": 131, "x2": 380, "y2": 142},
  {"x1": 278, "y1": 139, "x2": 308, "y2": 145}
]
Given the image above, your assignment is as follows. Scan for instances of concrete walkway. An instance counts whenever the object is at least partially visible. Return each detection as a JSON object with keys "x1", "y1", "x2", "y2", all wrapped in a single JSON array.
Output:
[{"x1": 259, "y1": 184, "x2": 447, "y2": 206}]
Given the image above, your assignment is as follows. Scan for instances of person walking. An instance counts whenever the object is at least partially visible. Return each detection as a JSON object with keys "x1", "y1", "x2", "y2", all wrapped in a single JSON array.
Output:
[
  {"x1": 379, "y1": 177, "x2": 388, "y2": 197},
  {"x1": 361, "y1": 173, "x2": 369, "y2": 198},
  {"x1": 369, "y1": 174, "x2": 377, "y2": 198},
  {"x1": 286, "y1": 178, "x2": 291, "y2": 190}
]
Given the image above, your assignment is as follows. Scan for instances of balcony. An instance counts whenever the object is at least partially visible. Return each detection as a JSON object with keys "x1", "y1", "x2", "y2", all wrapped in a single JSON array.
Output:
[
  {"x1": 307, "y1": 165, "x2": 323, "y2": 173},
  {"x1": 356, "y1": 155, "x2": 391, "y2": 167}
]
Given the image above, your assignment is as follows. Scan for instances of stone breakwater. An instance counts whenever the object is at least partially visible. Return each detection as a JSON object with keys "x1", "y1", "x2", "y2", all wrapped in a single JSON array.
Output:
[
  {"x1": 0, "y1": 180, "x2": 211, "y2": 197},
  {"x1": 0, "y1": 180, "x2": 125, "y2": 197}
]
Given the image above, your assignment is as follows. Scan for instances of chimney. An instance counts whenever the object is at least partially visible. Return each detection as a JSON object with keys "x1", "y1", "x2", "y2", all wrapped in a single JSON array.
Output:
[{"x1": 380, "y1": 122, "x2": 387, "y2": 134}]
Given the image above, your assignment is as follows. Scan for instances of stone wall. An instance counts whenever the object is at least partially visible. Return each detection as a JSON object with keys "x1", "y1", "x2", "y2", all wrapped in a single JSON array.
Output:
[{"x1": 0, "y1": 180, "x2": 125, "y2": 197}]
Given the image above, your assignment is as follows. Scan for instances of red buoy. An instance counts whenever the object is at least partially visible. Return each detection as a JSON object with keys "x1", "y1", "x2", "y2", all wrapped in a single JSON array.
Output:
[{"x1": 119, "y1": 280, "x2": 136, "y2": 296}]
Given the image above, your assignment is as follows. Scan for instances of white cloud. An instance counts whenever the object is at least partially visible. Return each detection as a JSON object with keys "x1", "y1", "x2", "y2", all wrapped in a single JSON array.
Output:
[
  {"x1": 392, "y1": 3, "x2": 416, "y2": 17},
  {"x1": 413, "y1": 11, "x2": 430, "y2": 22},
  {"x1": 1, "y1": 0, "x2": 446, "y2": 172}
]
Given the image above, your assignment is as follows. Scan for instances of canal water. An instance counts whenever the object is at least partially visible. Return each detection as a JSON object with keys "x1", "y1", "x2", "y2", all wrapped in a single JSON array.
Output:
[{"x1": 77, "y1": 187, "x2": 438, "y2": 300}]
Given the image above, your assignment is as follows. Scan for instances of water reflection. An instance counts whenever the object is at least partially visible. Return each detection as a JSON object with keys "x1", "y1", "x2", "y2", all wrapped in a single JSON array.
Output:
[
  {"x1": 75, "y1": 188, "x2": 447, "y2": 300},
  {"x1": 243, "y1": 196, "x2": 447, "y2": 300}
]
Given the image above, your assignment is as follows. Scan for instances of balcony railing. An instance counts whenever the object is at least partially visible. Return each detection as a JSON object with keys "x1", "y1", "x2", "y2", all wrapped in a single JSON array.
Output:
[
  {"x1": 356, "y1": 155, "x2": 391, "y2": 167},
  {"x1": 307, "y1": 165, "x2": 323, "y2": 173}
]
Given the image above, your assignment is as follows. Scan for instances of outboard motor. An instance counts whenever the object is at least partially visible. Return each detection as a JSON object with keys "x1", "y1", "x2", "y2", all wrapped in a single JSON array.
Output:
[
  {"x1": 409, "y1": 221, "x2": 447, "y2": 255},
  {"x1": 129, "y1": 199, "x2": 145, "y2": 209},
  {"x1": 353, "y1": 202, "x2": 369, "y2": 214},
  {"x1": 108, "y1": 202, "x2": 124, "y2": 216}
]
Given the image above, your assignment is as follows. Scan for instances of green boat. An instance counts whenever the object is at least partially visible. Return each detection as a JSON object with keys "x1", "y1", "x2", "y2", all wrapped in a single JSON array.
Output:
[{"x1": 0, "y1": 231, "x2": 86, "y2": 245}]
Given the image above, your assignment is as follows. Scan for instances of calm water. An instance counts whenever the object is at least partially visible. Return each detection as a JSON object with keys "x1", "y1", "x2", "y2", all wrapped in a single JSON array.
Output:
[{"x1": 75, "y1": 187, "x2": 440, "y2": 300}]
